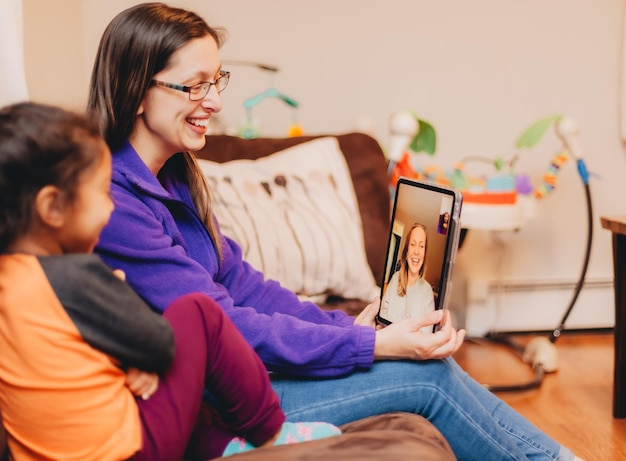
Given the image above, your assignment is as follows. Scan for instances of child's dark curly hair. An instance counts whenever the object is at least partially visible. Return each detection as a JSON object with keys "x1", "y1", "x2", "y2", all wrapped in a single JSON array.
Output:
[{"x1": 0, "y1": 102, "x2": 103, "y2": 253}]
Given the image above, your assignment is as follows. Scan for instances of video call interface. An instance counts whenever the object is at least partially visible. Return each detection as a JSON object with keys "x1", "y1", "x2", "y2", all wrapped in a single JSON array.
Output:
[{"x1": 379, "y1": 181, "x2": 457, "y2": 321}]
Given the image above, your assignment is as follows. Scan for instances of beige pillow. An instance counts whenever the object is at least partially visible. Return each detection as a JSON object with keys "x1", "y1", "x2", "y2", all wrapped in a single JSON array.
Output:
[{"x1": 198, "y1": 137, "x2": 379, "y2": 302}]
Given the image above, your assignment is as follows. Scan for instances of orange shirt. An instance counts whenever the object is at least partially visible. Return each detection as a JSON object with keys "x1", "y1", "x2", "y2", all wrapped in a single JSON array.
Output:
[{"x1": 0, "y1": 254, "x2": 173, "y2": 460}]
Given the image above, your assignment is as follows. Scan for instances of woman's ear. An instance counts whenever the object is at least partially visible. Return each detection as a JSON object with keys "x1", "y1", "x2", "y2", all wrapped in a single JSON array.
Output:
[{"x1": 34, "y1": 185, "x2": 66, "y2": 228}]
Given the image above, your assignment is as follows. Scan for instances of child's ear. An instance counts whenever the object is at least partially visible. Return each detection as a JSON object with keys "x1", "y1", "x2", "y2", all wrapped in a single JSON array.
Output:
[{"x1": 34, "y1": 185, "x2": 67, "y2": 228}]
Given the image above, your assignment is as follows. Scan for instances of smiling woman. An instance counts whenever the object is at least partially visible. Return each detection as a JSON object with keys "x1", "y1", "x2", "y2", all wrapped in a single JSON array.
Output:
[{"x1": 379, "y1": 223, "x2": 435, "y2": 331}]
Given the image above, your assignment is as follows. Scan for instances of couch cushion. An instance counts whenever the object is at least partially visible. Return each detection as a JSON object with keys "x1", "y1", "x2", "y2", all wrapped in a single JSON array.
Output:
[
  {"x1": 198, "y1": 137, "x2": 379, "y2": 302},
  {"x1": 196, "y1": 133, "x2": 390, "y2": 286},
  {"x1": 225, "y1": 412, "x2": 456, "y2": 460}
]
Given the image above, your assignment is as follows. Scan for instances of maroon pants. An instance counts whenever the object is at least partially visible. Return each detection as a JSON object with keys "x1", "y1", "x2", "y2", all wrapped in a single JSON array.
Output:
[{"x1": 131, "y1": 293, "x2": 285, "y2": 460}]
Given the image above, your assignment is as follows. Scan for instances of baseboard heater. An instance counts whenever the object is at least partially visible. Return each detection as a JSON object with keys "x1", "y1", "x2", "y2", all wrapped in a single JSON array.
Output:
[{"x1": 484, "y1": 277, "x2": 613, "y2": 293}]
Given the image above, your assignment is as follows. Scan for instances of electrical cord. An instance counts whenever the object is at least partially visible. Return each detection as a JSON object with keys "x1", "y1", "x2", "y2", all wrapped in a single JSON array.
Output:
[
  {"x1": 478, "y1": 158, "x2": 592, "y2": 392},
  {"x1": 478, "y1": 332, "x2": 546, "y2": 392},
  {"x1": 550, "y1": 159, "x2": 592, "y2": 343}
]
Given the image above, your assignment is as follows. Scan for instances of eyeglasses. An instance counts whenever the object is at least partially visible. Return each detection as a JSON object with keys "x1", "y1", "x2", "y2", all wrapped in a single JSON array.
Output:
[{"x1": 151, "y1": 70, "x2": 230, "y2": 100}]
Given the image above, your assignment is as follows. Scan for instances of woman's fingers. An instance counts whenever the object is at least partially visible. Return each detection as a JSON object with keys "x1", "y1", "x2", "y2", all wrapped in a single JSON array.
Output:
[
  {"x1": 374, "y1": 310, "x2": 465, "y2": 361},
  {"x1": 112, "y1": 269, "x2": 126, "y2": 281},
  {"x1": 354, "y1": 297, "x2": 380, "y2": 327},
  {"x1": 125, "y1": 367, "x2": 159, "y2": 399}
]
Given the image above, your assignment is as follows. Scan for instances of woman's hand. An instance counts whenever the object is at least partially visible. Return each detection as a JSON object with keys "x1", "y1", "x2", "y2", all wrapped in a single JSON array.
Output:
[
  {"x1": 353, "y1": 297, "x2": 381, "y2": 328},
  {"x1": 125, "y1": 367, "x2": 159, "y2": 400},
  {"x1": 374, "y1": 310, "x2": 465, "y2": 361}
]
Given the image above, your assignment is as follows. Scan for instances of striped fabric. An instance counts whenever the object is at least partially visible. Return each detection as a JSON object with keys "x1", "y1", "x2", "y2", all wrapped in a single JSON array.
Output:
[{"x1": 198, "y1": 137, "x2": 379, "y2": 303}]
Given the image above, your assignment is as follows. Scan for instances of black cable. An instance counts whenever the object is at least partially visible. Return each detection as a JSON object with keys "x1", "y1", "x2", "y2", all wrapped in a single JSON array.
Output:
[
  {"x1": 476, "y1": 159, "x2": 592, "y2": 392},
  {"x1": 550, "y1": 181, "x2": 593, "y2": 342},
  {"x1": 478, "y1": 332, "x2": 545, "y2": 392}
]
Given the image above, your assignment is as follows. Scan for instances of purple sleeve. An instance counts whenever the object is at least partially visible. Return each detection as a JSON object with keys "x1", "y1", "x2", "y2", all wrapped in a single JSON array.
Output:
[
  {"x1": 218, "y1": 236, "x2": 356, "y2": 328},
  {"x1": 96, "y1": 182, "x2": 375, "y2": 378}
]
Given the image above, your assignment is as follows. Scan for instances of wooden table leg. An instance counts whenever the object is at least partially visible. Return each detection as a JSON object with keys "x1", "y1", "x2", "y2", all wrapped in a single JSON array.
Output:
[{"x1": 612, "y1": 233, "x2": 626, "y2": 418}]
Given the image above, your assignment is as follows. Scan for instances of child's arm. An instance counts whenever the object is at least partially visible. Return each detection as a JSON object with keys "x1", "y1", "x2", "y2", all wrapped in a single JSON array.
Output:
[{"x1": 39, "y1": 254, "x2": 175, "y2": 374}]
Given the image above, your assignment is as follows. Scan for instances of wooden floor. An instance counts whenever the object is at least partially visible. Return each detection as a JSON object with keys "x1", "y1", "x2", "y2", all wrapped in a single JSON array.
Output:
[{"x1": 453, "y1": 331, "x2": 626, "y2": 461}]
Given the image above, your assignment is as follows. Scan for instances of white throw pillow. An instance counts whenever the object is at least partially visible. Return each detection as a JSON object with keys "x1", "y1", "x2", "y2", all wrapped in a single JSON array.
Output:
[{"x1": 198, "y1": 137, "x2": 379, "y2": 302}]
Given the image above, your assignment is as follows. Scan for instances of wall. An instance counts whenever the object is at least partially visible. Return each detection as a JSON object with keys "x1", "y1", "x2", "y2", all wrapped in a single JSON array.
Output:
[
  {"x1": 21, "y1": 0, "x2": 626, "y2": 335},
  {"x1": 0, "y1": 0, "x2": 28, "y2": 105},
  {"x1": 22, "y1": 0, "x2": 83, "y2": 109}
]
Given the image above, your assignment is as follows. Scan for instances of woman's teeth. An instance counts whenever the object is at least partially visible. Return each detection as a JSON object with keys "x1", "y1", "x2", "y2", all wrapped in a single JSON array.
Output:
[{"x1": 188, "y1": 118, "x2": 208, "y2": 128}]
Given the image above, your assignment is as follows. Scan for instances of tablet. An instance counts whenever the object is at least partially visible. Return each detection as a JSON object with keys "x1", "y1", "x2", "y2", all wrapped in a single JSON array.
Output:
[{"x1": 376, "y1": 177, "x2": 463, "y2": 332}]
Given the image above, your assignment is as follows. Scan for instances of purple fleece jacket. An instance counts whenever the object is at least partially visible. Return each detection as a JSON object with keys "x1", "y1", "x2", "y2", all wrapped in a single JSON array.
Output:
[{"x1": 95, "y1": 142, "x2": 376, "y2": 378}]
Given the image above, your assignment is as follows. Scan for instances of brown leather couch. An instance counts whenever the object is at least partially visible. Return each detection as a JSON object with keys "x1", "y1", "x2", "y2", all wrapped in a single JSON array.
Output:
[{"x1": 222, "y1": 412, "x2": 455, "y2": 460}]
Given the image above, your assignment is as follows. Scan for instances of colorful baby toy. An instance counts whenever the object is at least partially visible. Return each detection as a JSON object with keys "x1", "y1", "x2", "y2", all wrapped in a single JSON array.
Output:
[{"x1": 387, "y1": 112, "x2": 585, "y2": 204}]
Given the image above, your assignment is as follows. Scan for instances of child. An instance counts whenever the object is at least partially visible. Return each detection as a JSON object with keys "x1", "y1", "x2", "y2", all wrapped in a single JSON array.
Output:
[{"x1": 0, "y1": 101, "x2": 340, "y2": 460}]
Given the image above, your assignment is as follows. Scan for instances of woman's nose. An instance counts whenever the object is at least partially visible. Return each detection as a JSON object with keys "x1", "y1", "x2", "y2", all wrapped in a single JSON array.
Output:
[{"x1": 201, "y1": 86, "x2": 223, "y2": 112}]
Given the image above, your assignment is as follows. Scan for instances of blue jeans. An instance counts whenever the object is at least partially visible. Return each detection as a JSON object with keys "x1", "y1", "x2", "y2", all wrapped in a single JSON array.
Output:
[{"x1": 270, "y1": 358, "x2": 574, "y2": 461}]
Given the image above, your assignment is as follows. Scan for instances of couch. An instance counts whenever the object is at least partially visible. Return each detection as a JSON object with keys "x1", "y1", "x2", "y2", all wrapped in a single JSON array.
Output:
[{"x1": 0, "y1": 132, "x2": 457, "y2": 460}]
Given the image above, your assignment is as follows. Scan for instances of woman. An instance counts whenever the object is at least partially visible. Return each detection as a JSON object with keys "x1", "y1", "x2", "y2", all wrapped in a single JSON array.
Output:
[
  {"x1": 380, "y1": 223, "x2": 435, "y2": 330},
  {"x1": 88, "y1": 3, "x2": 582, "y2": 460}
]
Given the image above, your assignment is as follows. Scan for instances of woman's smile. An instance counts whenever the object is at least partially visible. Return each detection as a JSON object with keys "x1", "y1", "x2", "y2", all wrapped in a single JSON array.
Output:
[
  {"x1": 406, "y1": 226, "x2": 427, "y2": 280},
  {"x1": 187, "y1": 116, "x2": 210, "y2": 133}
]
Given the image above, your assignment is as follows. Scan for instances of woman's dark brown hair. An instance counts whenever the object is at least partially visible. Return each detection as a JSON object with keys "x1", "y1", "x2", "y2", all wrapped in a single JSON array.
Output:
[{"x1": 87, "y1": 2, "x2": 226, "y2": 257}]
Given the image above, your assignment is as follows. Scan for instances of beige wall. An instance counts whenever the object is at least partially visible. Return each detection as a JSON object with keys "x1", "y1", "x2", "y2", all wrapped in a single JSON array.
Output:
[
  {"x1": 23, "y1": 0, "x2": 83, "y2": 109},
  {"x1": 21, "y1": 0, "x2": 626, "y2": 333}
]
